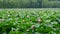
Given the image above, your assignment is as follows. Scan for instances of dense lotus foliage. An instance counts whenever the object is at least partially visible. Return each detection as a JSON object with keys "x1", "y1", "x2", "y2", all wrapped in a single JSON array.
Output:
[{"x1": 0, "y1": 9, "x2": 60, "y2": 34}]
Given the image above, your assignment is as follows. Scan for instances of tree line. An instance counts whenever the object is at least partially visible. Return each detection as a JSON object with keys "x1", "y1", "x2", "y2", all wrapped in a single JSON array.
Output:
[{"x1": 0, "y1": 0, "x2": 60, "y2": 8}]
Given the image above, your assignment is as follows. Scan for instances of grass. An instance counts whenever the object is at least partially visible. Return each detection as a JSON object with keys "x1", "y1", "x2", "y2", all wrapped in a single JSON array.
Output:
[{"x1": 0, "y1": 8, "x2": 60, "y2": 34}]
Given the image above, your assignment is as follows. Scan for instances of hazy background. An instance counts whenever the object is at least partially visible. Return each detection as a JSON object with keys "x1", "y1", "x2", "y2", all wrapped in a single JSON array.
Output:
[{"x1": 0, "y1": 0, "x2": 60, "y2": 8}]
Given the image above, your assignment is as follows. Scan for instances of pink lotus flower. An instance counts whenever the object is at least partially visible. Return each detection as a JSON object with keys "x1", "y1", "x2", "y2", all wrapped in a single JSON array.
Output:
[
  {"x1": 0, "y1": 19, "x2": 4, "y2": 22},
  {"x1": 31, "y1": 25, "x2": 35, "y2": 29},
  {"x1": 37, "y1": 17, "x2": 42, "y2": 23}
]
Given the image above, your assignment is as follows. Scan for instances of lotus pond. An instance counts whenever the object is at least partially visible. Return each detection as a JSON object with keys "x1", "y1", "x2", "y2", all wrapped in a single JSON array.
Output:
[{"x1": 0, "y1": 8, "x2": 60, "y2": 34}]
